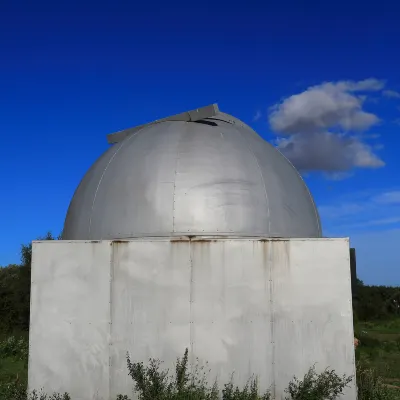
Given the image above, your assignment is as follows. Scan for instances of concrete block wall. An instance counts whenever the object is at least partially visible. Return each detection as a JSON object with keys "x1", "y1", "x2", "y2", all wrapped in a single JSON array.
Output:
[{"x1": 29, "y1": 237, "x2": 356, "y2": 399}]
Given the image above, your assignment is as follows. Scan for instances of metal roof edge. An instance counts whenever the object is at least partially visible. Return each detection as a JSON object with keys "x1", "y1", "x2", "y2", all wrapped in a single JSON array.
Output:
[{"x1": 106, "y1": 103, "x2": 220, "y2": 144}]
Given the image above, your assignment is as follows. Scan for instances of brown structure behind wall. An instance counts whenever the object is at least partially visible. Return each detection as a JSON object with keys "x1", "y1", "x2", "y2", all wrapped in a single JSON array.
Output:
[{"x1": 350, "y1": 248, "x2": 357, "y2": 294}]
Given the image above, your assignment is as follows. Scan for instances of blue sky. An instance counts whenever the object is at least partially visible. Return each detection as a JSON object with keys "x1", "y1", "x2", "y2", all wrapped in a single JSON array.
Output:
[{"x1": 1, "y1": 1, "x2": 399, "y2": 285}]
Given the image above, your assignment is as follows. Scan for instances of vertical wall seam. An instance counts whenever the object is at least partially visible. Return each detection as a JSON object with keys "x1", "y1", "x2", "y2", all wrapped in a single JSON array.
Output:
[
  {"x1": 268, "y1": 241, "x2": 276, "y2": 398},
  {"x1": 109, "y1": 242, "x2": 114, "y2": 400},
  {"x1": 188, "y1": 239, "x2": 194, "y2": 370}
]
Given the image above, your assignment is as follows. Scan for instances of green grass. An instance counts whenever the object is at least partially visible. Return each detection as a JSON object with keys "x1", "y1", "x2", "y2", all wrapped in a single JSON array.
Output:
[
  {"x1": 0, "y1": 356, "x2": 27, "y2": 385},
  {"x1": 0, "y1": 330, "x2": 29, "y2": 342},
  {"x1": 0, "y1": 330, "x2": 29, "y2": 395},
  {"x1": 355, "y1": 317, "x2": 400, "y2": 398},
  {"x1": 356, "y1": 318, "x2": 400, "y2": 335}
]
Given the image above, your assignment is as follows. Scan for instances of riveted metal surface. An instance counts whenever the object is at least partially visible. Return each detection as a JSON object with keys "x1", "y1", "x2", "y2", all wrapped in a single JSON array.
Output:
[{"x1": 62, "y1": 110, "x2": 321, "y2": 240}]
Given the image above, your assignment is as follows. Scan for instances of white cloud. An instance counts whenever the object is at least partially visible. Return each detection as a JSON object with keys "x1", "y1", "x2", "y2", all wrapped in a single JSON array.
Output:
[
  {"x1": 339, "y1": 78, "x2": 386, "y2": 92},
  {"x1": 253, "y1": 110, "x2": 262, "y2": 122},
  {"x1": 323, "y1": 171, "x2": 354, "y2": 181},
  {"x1": 362, "y1": 133, "x2": 381, "y2": 139},
  {"x1": 340, "y1": 217, "x2": 400, "y2": 230},
  {"x1": 268, "y1": 79, "x2": 385, "y2": 173},
  {"x1": 319, "y1": 202, "x2": 366, "y2": 219},
  {"x1": 383, "y1": 89, "x2": 400, "y2": 99},
  {"x1": 276, "y1": 132, "x2": 383, "y2": 172},
  {"x1": 364, "y1": 217, "x2": 400, "y2": 226},
  {"x1": 319, "y1": 189, "x2": 400, "y2": 233},
  {"x1": 269, "y1": 80, "x2": 382, "y2": 134},
  {"x1": 349, "y1": 140, "x2": 385, "y2": 168},
  {"x1": 373, "y1": 191, "x2": 400, "y2": 204}
]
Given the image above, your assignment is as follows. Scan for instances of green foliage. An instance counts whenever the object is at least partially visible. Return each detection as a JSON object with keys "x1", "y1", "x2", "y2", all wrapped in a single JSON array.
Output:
[
  {"x1": 222, "y1": 378, "x2": 271, "y2": 399},
  {"x1": 0, "y1": 373, "x2": 70, "y2": 400},
  {"x1": 356, "y1": 363, "x2": 398, "y2": 400},
  {"x1": 0, "y1": 383, "x2": 72, "y2": 400},
  {"x1": 352, "y1": 280, "x2": 400, "y2": 321},
  {"x1": 126, "y1": 348, "x2": 219, "y2": 400},
  {"x1": 0, "y1": 336, "x2": 29, "y2": 362},
  {"x1": 126, "y1": 349, "x2": 354, "y2": 400},
  {"x1": 0, "y1": 232, "x2": 57, "y2": 333},
  {"x1": 28, "y1": 390, "x2": 71, "y2": 400},
  {"x1": 354, "y1": 318, "x2": 400, "y2": 398},
  {"x1": 0, "y1": 380, "x2": 27, "y2": 400},
  {"x1": 354, "y1": 318, "x2": 400, "y2": 386},
  {"x1": 0, "y1": 264, "x2": 31, "y2": 333},
  {"x1": 0, "y1": 334, "x2": 398, "y2": 399},
  {"x1": 0, "y1": 233, "x2": 399, "y2": 398},
  {"x1": 284, "y1": 365, "x2": 352, "y2": 399}
]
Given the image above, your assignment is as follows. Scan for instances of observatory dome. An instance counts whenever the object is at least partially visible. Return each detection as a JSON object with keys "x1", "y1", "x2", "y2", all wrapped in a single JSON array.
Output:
[{"x1": 62, "y1": 105, "x2": 321, "y2": 240}]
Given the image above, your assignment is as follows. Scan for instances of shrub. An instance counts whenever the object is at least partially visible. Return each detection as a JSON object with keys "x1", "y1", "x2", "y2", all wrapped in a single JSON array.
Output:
[
  {"x1": 0, "y1": 381, "x2": 71, "y2": 400},
  {"x1": 0, "y1": 336, "x2": 29, "y2": 362},
  {"x1": 126, "y1": 349, "x2": 353, "y2": 400},
  {"x1": 126, "y1": 348, "x2": 220, "y2": 400},
  {"x1": 126, "y1": 347, "x2": 274, "y2": 399},
  {"x1": 222, "y1": 377, "x2": 271, "y2": 399},
  {"x1": 284, "y1": 365, "x2": 352, "y2": 399},
  {"x1": 356, "y1": 363, "x2": 397, "y2": 400},
  {"x1": 0, "y1": 384, "x2": 72, "y2": 400},
  {"x1": 0, "y1": 380, "x2": 27, "y2": 400},
  {"x1": 4, "y1": 344, "x2": 395, "y2": 400},
  {"x1": 29, "y1": 391, "x2": 71, "y2": 400}
]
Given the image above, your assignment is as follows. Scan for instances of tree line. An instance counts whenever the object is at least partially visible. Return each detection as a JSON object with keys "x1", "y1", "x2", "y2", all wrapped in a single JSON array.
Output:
[
  {"x1": 0, "y1": 234, "x2": 399, "y2": 334},
  {"x1": 352, "y1": 278, "x2": 400, "y2": 321},
  {"x1": 0, "y1": 232, "x2": 55, "y2": 333}
]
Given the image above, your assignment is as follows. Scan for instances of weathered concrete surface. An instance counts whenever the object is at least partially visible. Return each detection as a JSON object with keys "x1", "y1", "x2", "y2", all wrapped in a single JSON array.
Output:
[
  {"x1": 29, "y1": 241, "x2": 111, "y2": 399},
  {"x1": 29, "y1": 238, "x2": 356, "y2": 399}
]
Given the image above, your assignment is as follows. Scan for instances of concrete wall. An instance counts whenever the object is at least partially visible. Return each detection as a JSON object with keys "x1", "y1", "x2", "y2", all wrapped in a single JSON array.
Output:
[{"x1": 29, "y1": 238, "x2": 356, "y2": 399}]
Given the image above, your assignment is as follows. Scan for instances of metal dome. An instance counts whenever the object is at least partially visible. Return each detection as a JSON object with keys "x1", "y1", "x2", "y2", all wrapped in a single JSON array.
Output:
[{"x1": 62, "y1": 104, "x2": 322, "y2": 240}]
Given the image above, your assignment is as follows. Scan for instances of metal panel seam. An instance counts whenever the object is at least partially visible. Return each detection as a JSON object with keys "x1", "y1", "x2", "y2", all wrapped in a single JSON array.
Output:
[
  {"x1": 233, "y1": 126, "x2": 271, "y2": 234},
  {"x1": 274, "y1": 147, "x2": 322, "y2": 236},
  {"x1": 171, "y1": 123, "x2": 187, "y2": 233},
  {"x1": 88, "y1": 126, "x2": 148, "y2": 237}
]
